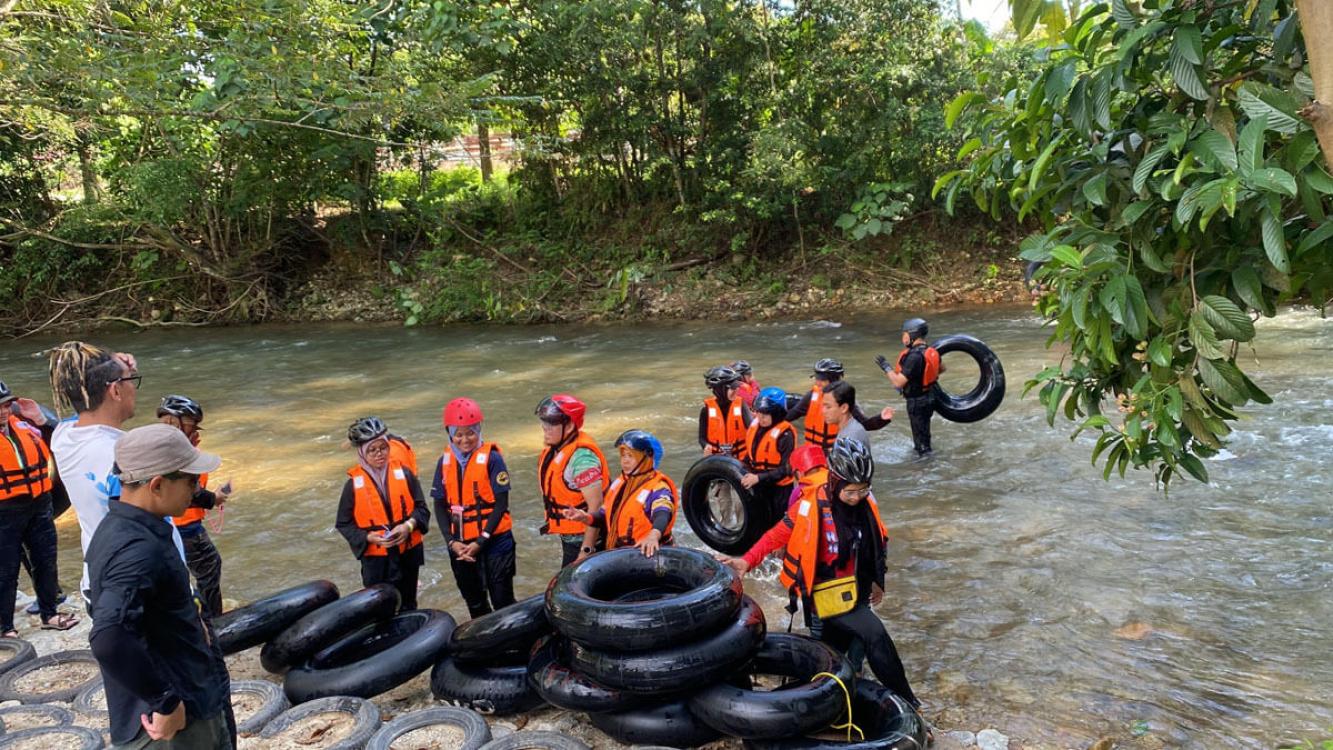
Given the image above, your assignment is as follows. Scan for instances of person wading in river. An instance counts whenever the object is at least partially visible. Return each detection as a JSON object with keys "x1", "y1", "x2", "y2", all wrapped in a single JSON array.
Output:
[
  {"x1": 699, "y1": 365, "x2": 751, "y2": 457},
  {"x1": 878, "y1": 317, "x2": 941, "y2": 457},
  {"x1": 719, "y1": 437, "x2": 922, "y2": 715},
  {"x1": 740, "y1": 387, "x2": 797, "y2": 520},
  {"x1": 535, "y1": 394, "x2": 609, "y2": 567},
  {"x1": 336, "y1": 417, "x2": 429, "y2": 610},
  {"x1": 158, "y1": 395, "x2": 232, "y2": 620},
  {"x1": 731, "y1": 360, "x2": 761, "y2": 409},
  {"x1": 822, "y1": 381, "x2": 891, "y2": 450},
  {"x1": 432, "y1": 398, "x2": 516, "y2": 619},
  {"x1": 563, "y1": 429, "x2": 676, "y2": 558},
  {"x1": 786, "y1": 359, "x2": 893, "y2": 453}
]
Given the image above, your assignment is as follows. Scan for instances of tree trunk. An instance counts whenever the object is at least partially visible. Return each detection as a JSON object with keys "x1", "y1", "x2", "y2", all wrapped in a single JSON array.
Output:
[
  {"x1": 1296, "y1": 0, "x2": 1333, "y2": 170},
  {"x1": 478, "y1": 118, "x2": 493, "y2": 183},
  {"x1": 77, "y1": 135, "x2": 99, "y2": 204}
]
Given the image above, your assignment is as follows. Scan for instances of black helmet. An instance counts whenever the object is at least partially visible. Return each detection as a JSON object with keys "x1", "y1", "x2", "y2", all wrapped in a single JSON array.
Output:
[
  {"x1": 813, "y1": 358, "x2": 845, "y2": 379},
  {"x1": 730, "y1": 360, "x2": 753, "y2": 376},
  {"x1": 0, "y1": 380, "x2": 12, "y2": 405},
  {"x1": 827, "y1": 436, "x2": 875, "y2": 484},
  {"x1": 347, "y1": 416, "x2": 388, "y2": 446},
  {"x1": 704, "y1": 366, "x2": 741, "y2": 388},
  {"x1": 903, "y1": 318, "x2": 929, "y2": 340},
  {"x1": 157, "y1": 394, "x2": 203, "y2": 422}
]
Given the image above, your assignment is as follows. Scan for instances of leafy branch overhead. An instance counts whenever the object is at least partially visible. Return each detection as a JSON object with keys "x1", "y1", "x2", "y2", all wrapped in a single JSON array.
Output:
[{"x1": 940, "y1": 0, "x2": 1333, "y2": 488}]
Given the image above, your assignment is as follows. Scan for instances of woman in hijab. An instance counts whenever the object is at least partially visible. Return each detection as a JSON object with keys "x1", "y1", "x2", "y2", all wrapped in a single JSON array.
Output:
[{"x1": 335, "y1": 416, "x2": 429, "y2": 610}]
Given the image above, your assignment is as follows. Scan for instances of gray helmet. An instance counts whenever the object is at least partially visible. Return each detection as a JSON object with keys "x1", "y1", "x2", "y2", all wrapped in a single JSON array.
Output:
[
  {"x1": 157, "y1": 394, "x2": 203, "y2": 422},
  {"x1": 827, "y1": 436, "x2": 875, "y2": 484},
  {"x1": 813, "y1": 358, "x2": 845, "y2": 379},
  {"x1": 730, "y1": 360, "x2": 753, "y2": 376},
  {"x1": 347, "y1": 416, "x2": 389, "y2": 446},
  {"x1": 704, "y1": 366, "x2": 741, "y2": 388},
  {"x1": 903, "y1": 318, "x2": 929, "y2": 340}
]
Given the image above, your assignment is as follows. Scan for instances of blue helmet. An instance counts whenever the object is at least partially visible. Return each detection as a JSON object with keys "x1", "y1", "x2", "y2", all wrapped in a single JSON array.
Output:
[
  {"x1": 615, "y1": 429, "x2": 664, "y2": 469},
  {"x1": 754, "y1": 387, "x2": 788, "y2": 418}
]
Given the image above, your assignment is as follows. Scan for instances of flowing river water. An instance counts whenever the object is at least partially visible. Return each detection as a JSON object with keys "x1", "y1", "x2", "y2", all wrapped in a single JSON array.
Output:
[{"x1": 2, "y1": 306, "x2": 1329, "y2": 749}]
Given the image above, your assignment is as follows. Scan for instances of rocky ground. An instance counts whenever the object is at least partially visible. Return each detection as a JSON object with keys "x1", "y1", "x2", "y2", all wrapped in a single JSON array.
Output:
[{"x1": 6, "y1": 593, "x2": 1035, "y2": 750}]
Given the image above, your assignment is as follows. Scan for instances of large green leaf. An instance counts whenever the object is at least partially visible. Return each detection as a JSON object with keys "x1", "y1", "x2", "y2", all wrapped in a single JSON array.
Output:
[
  {"x1": 1296, "y1": 220, "x2": 1333, "y2": 258},
  {"x1": 1188, "y1": 311, "x2": 1226, "y2": 359},
  {"x1": 1133, "y1": 144, "x2": 1171, "y2": 195},
  {"x1": 1029, "y1": 135, "x2": 1066, "y2": 193},
  {"x1": 1237, "y1": 113, "x2": 1267, "y2": 178},
  {"x1": 1237, "y1": 83, "x2": 1304, "y2": 134},
  {"x1": 944, "y1": 92, "x2": 982, "y2": 130},
  {"x1": 1190, "y1": 130, "x2": 1238, "y2": 173},
  {"x1": 1231, "y1": 265, "x2": 1274, "y2": 316},
  {"x1": 1012, "y1": 0, "x2": 1047, "y2": 39},
  {"x1": 1174, "y1": 25, "x2": 1203, "y2": 64},
  {"x1": 1111, "y1": 0, "x2": 1137, "y2": 29},
  {"x1": 1247, "y1": 167, "x2": 1297, "y2": 197},
  {"x1": 1260, "y1": 208, "x2": 1289, "y2": 272},
  {"x1": 1083, "y1": 172, "x2": 1109, "y2": 206},
  {"x1": 1198, "y1": 358, "x2": 1251, "y2": 405},
  {"x1": 1199, "y1": 295, "x2": 1256, "y2": 342}
]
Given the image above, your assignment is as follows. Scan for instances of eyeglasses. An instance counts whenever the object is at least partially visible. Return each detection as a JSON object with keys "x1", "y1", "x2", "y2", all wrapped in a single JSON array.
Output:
[
  {"x1": 840, "y1": 485, "x2": 873, "y2": 500},
  {"x1": 363, "y1": 442, "x2": 390, "y2": 455},
  {"x1": 112, "y1": 374, "x2": 143, "y2": 388}
]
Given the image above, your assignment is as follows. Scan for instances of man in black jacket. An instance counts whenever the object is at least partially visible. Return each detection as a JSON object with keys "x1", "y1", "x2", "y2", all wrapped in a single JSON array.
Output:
[{"x1": 87, "y1": 423, "x2": 232, "y2": 749}]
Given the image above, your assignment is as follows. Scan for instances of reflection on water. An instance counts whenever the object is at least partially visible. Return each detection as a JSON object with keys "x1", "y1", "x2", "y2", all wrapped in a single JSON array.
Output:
[{"x1": 2, "y1": 307, "x2": 1330, "y2": 748}]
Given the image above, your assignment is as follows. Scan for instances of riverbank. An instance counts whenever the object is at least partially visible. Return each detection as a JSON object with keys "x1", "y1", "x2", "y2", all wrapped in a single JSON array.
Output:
[{"x1": 6, "y1": 597, "x2": 1028, "y2": 750}]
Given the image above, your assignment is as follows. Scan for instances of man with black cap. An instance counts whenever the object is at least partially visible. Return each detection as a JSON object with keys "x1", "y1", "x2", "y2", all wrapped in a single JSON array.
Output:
[
  {"x1": 878, "y1": 318, "x2": 941, "y2": 457},
  {"x1": 87, "y1": 423, "x2": 233, "y2": 749}
]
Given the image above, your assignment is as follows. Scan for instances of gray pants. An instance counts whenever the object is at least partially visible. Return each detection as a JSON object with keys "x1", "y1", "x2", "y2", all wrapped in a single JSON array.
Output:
[{"x1": 115, "y1": 712, "x2": 232, "y2": 750}]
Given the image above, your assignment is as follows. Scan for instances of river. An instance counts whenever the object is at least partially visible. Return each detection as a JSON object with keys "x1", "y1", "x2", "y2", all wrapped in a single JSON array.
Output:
[{"x1": 2, "y1": 306, "x2": 1329, "y2": 749}]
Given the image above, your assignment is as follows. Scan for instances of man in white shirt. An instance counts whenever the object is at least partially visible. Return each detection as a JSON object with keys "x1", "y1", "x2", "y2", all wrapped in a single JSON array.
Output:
[{"x1": 48, "y1": 341, "x2": 185, "y2": 604}]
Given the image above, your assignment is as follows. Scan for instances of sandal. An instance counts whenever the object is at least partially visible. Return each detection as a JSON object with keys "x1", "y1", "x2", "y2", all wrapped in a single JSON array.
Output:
[
  {"x1": 1, "y1": 629, "x2": 18, "y2": 639},
  {"x1": 40, "y1": 613, "x2": 79, "y2": 631}
]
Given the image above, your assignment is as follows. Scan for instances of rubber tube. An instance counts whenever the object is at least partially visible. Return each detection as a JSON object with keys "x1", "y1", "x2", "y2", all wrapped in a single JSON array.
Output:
[
  {"x1": 213, "y1": 580, "x2": 340, "y2": 655},
  {"x1": 929, "y1": 334, "x2": 1005, "y2": 424},
  {"x1": 260, "y1": 584, "x2": 400, "y2": 674},
  {"x1": 681, "y1": 455, "x2": 776, "y2": 555},
  {"x1": 283, "y1": 609, "x2": 456, "y2": 703}
]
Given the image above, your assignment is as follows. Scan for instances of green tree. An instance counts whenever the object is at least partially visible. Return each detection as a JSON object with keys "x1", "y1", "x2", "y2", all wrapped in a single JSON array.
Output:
[{"x1": 941, "y1": 0, "x2": 1333, "y2": 486}]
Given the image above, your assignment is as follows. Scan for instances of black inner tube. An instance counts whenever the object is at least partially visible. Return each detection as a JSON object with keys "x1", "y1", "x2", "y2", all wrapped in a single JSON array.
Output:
[{"x1": 929, "y1": 333, "x2": 1005, "y2": 424}]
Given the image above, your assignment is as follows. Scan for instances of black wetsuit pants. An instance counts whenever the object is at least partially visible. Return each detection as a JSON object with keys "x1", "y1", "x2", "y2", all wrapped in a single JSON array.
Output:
[
  {"x1": 360, "y1": 548, "x2": 421, "y2": 611},
  {"x1": 906, "y1": 394, "x2": 934, "y2": 455},
  {"x1": 0, "y1": 494, "x2": 60, "y2": 630},
  {"x1": 181, "y1": 526, "x2": 224, "y2": 620},
  {"x1": 819, "y1": 603, "x2": 920, "y2": 708},
  {"x1": 450, "y1": 540, "x2": 517, "y2": 619}
]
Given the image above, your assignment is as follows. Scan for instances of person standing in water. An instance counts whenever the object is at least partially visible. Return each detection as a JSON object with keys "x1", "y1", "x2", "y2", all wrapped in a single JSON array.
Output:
[
  {"x1": 786, "y1": 359, "x2": 893, "y2": 452},
  {"x1": 157, "y1": 395, "x2": 232, "y2": 619},
  {"x1": 336, "y1": 417, "x2": 429, "y2": 610},
  {"x1": 731, "y1": 360, "x2": 761, "y2": 409},
  {"x1": 564, "y1": 429, "x2": 676, "y2": 558},
  {"x1": 821, "y1": 381, "x2": 891, "y2": 449},
  {"x1": 740, "y1": 387, "x2": 797, "y2": 519},
  {"x1": 432, "y1": 398, "x2": 516, "y2": 619},
  {"x1": 878, "y1": 317, "x2": 941, "y2": 457},
  {"x1": 535, "y1": 394, "x2": 609, "y2": 567},
  {"x1": 699, "y1": 366, "x2": 751, "y2": 457}
]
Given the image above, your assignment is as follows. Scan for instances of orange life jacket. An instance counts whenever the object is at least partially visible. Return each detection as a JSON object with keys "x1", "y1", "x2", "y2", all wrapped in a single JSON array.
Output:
[
  {"x1": 389, "y1": 436, "x2": 419, "y2": 476},
  {"x1": 348, "y1": 459, "x2": 423, "y2": 557},
  {"x1": 779, "y1": 486, "x2": 887, "y2": 597},
  {"x1": 896, "y1": 345, "x2": 940, "y2": 387},
  {"x1": 0, "y1": 415, "x2": 53, "y2": 502},
  {"x1": 802, "y1": 385, "x2": 838, "y2": 450},
  {"x1": 796, "y1": 467, "x2": 829, "y2": 506},
  {"x1": 438, "y1": 442, "x2": 512, "y2": 543},
  {"x1": 538, "y1": 431, "x2": 610, "y2": 535},
  {"x1": 703, "y1": 396, "x2": 748, "y2": 457},
  {"x1": 604, "y1": 470, "x2": 678, "y2": 549},
  {"x1": 746, "y1": 419, "x2": 796, "y2": 487},
  {"x1": 172, "y1": 473, "x2": 210, "y2": 527}
]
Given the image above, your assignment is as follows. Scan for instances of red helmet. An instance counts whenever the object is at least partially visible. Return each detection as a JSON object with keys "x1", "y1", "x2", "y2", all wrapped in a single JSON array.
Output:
[
  {"x1": 791, "y1": 443, "x2": 827, "y2": 474},
  {"x1": 444, "y1": 398, "x2": 483, "y2": 427},
  {"x1": 536, "y1": 393, "x2": 586, "y2": 430}
]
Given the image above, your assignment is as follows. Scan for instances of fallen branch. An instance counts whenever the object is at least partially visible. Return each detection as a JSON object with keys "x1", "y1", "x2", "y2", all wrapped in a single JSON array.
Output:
[{"x1": 95, "y1": 316, "x2": 209, "y2": 329}]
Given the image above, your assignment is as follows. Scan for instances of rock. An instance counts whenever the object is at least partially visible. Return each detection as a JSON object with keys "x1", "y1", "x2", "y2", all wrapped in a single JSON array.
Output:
[
  {"x1": 1087, "y1": 737, "x2": 1116, "y2": 750},
  {"x1": 1114, "y1": 621, "x2": 1153, "y2": 640},
  {"x1": 976, "y1": 728, "x2": 1009, "y2": 750},
  {"x1": 938, "y1": 730, "x2": 977, "y2": 748}
]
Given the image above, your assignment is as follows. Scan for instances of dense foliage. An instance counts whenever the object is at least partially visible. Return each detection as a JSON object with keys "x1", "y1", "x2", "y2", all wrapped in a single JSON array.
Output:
[
  {"x1": 942, "y1": 0, "x2": 1332, "y2": 487},
  {"x1": 0, "y1": 0, "x2": 1024, "y2": 329}
]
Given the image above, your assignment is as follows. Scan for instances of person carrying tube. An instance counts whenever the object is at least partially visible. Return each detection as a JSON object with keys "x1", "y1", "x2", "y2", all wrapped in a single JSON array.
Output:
[
  {"x1": 432, "y1": 398, "x2": 516, "y2": 619},
  {"x1": 535, "y1": 394, "x2": 609, "y2": 567},
  {"x1": 563, "y1": 429, "x2": 676, "y2": 558},
  {"x1": 877, "y1": 317, "x2": 942, "y2": 457},
  {"x1": 336, "y1": 417, "x2": 429, "y2": 610},
  {"x1": 158, "y1": 395, "x2": 232, "y2": 620},
  {"x1": 731, "y1": 360, "x2": 761, "y2": 408},
  {"x1": 740, "y1": 387, "x2": 797, "y2": 520},
  {"x1": 699, "y1": 365, "x2": 751, "y2": 457},
  {"x1": 718, "y1": 436, "x2": 922, "y2": 711},
  {"x1": 785, "y1": 358, "x2": 892, "y2": 453}
]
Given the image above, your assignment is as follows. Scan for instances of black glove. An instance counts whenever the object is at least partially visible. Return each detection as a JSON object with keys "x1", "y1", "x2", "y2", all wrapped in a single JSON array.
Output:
[{"x1": 875, "y1": 354, "x2": 892, "y2": 373}]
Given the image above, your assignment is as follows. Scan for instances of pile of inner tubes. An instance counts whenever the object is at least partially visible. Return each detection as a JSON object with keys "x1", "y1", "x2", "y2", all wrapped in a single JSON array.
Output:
[{"x1": 528, "y1": 546, "x2": 926, "y2": 748}]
